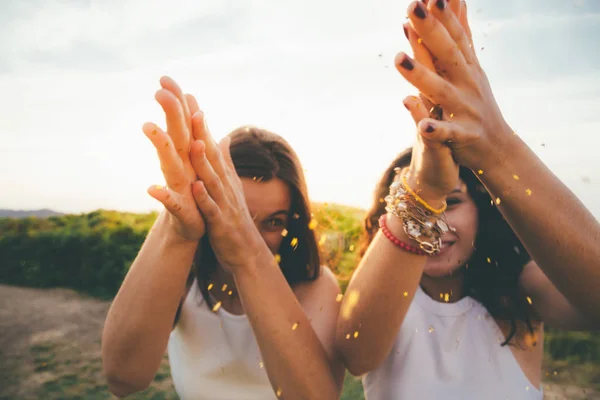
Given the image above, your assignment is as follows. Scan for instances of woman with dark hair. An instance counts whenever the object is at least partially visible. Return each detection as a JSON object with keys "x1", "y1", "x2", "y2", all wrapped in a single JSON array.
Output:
[
  {"x1": 336, "y1": 1, "x2": 600, "y2": 399},
  {"x1": 102, "y1": 77, "x2": 344, "y2": 400}
]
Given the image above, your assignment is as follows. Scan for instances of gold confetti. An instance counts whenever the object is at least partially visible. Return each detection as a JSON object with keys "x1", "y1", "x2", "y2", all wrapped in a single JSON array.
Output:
[
  {"x1": 346, "y1": 334, "x2": 351, "y2": 339},
  {"x1": 275, "y1": 254, "x2": 281, "y2": 263},
  {"x1": 403, "y1": 291, "x2": 408, "y2": 297},
  {"x1": 487, "y1": 257, "x2": 491, "y2": 263},
  {"x1": 207, "y1": 283, "x2": 214, "y2": 290},
  {"x1": 341, "y1": 290, "x2": 360, "y2": 320},
  {"x1": 259, "y1": 361, "x2": 264, "y2": 368},
  {"x1": 276, "y1": 388, "x2": 282, "y2": 398},
  {"x1": 444, "y1": 293, "x2": 450, "y2": 302},
  {"x1": 439, "y1": 293, "x2": 444, "y2": 299},
  {"x1": 228, "y1": 290, "x2": 233, "y2": 296},
  {"x1": 417, "y1": 38, "x2": 423, "y2": 44},
  {"x1": 292, "y1": 322, "x2": 299, "y2": 331},
  {"x1": 495, "y1": 197, "x2": 501, "y2": 205},
  {"x1": 308, "y1": 219, "x2": 317, "y2": 230},
  {"x1": 525, "y1": 188, "x2": 532, "y2": 196},
  {"x1": 154, "y1": 185, "x2": 163, "y2": 190},
  {"x1": 526, "y1": 296, "x2": 532, "y2": 305},
  {"x1": 449, "y1": 113, "x2": 454, "y2": 118},
  {"x1": 478, "y1": 169, "x2": 484, "y2": 175},
  {"x1": 318, "y1": 235, "x2": 327, "y2": 246},
  {"x1": 379, "y1": 197, "x2": 385, "y2": 203},
  {"x1": 221, "y1": 284, "x2": 228, "y2": 292},
  {"x1": 336, "y1": 294, "x2": 343, "y2": 302},
  {"x1": 212, "y1": 301, "x2": 222, "y2": 312},
  {"x1": 292, "y1": 213, "x2": 300, "y2": 219},
  {"x1": 428, "y1": 327, "x2": 434, "y2": 333},
  {"x1": 513, "y1": 174, "x2": 520, "y2": 180},
  {"x1": 281, "y1": 229, "x2": 288, "y2": 237},
  {"x1": 349, "y1": 244, "x2": 355, "y2": 252},
  {"x1": 353, "y1": 331, "x2": 359, "y2": 338},
  {"x1": 290, "y1": 237, "x2": 298, "y2": 247},
  {"x1": 152, "y1": 128, "x2": 158, "y2": 135}
]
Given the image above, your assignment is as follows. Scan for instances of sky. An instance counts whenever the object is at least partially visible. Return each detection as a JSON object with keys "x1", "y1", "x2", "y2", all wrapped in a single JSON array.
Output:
[{"x1": 1, "y1": 0, "x2": 599, "y2": 218}]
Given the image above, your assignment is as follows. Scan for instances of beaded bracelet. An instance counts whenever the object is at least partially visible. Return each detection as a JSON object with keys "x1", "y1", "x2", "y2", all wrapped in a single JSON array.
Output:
[{"x1": 379, "y1": 214, "x2": 427, "y2": 256}]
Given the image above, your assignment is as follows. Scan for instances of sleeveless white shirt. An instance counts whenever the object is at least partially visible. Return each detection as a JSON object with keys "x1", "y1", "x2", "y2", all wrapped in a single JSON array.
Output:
[
  {"x1": 168, "y1": 281, "x2": 277, "y2": 400},
  {"x1": 363, "y1": 286, "x2": 543, "y2": 400}
]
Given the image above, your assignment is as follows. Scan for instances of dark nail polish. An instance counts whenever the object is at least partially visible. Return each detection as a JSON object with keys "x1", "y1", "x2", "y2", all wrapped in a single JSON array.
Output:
[
  {"x1": 414, "y1": 2, "x2": 427, "y2": 19},
  {"x1": 403, "y1": 26, "x2": 409, "y2": 39},
  {"x1": 435, "y1": 0, "x2": 447, "y2": 10},
  {"x1": 399, "y1": 55, "x2": 414, "y2": 71},
  {"x1": 403, "y1": 101, "x2": 410, "y2": 110},
  {"x1": 425, "y1": 124, "x2": 435, "y2": 133}
]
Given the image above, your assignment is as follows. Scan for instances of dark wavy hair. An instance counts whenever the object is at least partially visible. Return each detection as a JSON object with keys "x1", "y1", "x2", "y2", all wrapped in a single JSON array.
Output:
[
  {"x1": 174, "y1": 126, "x2": 321, "y2": 324},
  {"x1": 359, "y1": 148, "x2": 536, "y2": 345}
]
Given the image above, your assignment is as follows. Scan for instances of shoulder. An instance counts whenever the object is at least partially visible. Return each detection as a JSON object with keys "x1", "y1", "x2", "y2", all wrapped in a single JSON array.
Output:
[{"x1": 292, "y1": 266, "x2": 341, "y2": 304}]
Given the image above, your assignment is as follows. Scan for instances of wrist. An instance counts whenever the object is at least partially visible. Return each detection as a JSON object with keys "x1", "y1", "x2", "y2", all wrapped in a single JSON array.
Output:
[
  {"x1": 403, "y1": 171, "x2": 447, "y2": 210},
  {"x1": 161, "y1": 211, "x2": 201, "y2": 248}
]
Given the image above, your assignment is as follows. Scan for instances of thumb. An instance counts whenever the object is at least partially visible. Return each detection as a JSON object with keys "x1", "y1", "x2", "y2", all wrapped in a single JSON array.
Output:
[{"x1": 417, "y1": 118, "x2": 459, "y2": 146}]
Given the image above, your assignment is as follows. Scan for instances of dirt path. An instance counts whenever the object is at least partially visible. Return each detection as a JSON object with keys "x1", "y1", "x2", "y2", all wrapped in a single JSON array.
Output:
[{"x1": 0, "y1": 283, "x2": 598, "y2": 399}]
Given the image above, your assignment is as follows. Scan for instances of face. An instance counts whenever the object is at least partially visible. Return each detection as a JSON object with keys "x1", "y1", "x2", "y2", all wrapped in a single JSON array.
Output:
[
  {"x1": 241, "y1": 177, "x2": 292, "y2": 254},
  {"x1": 422, "y1": 179, "x2": 479, "y2": 278}
]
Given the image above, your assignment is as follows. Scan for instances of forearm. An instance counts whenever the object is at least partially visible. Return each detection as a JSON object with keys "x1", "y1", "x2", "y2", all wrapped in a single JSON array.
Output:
[
  {"x1": 335, "y1": 215, "x2": 426, "y2": 376},
  {"x1": 233, "y1": 250, "x2": 339, "y2": 400},
  {"x1": 102, "y1": 211, "x2": 198, "y2": 390},
  {"x1": 480, "y1": 132, "x2": 600, "y2": 319}
]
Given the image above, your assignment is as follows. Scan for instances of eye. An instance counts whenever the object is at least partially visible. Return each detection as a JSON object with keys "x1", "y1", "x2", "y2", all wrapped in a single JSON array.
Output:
[
  {"x1": 264, "y1": 217, "x2": 286, "y2": 231},
  {"x1": 446, "y1": 197, "x2": 462, "y2": 207}
]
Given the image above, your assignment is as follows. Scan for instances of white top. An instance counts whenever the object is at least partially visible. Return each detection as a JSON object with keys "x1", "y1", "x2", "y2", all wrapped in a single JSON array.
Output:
[
  {"x1": 363, "y1": 286, "x2": 543, "y2": 400},
  {"x1": 168, "y1": 281, "x2": 276, "y2": 400}
]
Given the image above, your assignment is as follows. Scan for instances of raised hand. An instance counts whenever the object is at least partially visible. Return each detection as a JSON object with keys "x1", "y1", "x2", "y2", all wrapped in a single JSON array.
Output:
[
  {"x1": 396, "y1": 0, "x2": 511, "y2": 171},
  {"x1": 187, "y1": 113, "x2": 266, "y2": 272},
  {"x1": 143, "y1": 76, "x2": 206, "y2": 242}
]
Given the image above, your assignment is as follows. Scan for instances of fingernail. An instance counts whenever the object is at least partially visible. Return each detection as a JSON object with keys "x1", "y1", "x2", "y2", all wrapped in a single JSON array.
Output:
[
  {"x1": 435, "y1": 0, "x2": 447, "y2": 11},
  {"x1": 403, "y1": 26, "x2": 409, "y2": 39},
  {"x1": 414, "y1": 2, "x2": 427, "y2": 19},
  {"x1": 425, "y1": 124, "x2": 435, "y2": 133},
  {"x1": 399, "y1": 55, "x2": 414, "y2": 71},
  {"x1": 403, "y1": 101, "x2": 410, "y2": 110}
]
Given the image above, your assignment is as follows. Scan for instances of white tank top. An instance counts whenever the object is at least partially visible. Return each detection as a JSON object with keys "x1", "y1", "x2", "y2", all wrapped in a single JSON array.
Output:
[
  {"x1": 363, "y1": 286, "x2": 543, "y2": 400},
  {"x1": 168, "y1": 281, "x2": 277, "y2": 400}
]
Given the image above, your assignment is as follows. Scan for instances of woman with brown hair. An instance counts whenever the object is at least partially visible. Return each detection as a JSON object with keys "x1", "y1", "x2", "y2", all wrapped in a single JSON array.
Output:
[
  {"x1": 101, "y1": 77, "x2": 344, "y2": 400},
  {"x1": 336, "y1": 1, "x2": 600, "y2": 399}
]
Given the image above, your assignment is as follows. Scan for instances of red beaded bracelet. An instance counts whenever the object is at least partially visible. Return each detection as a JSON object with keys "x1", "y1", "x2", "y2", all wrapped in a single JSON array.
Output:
[{"x1": 378, "y1": 214, "x2": 427, "y2": 256}]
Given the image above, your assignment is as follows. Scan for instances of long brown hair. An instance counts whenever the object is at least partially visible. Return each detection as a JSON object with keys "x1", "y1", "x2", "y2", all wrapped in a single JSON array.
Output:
[
  {"x1": 359, "y1": 148, "x2": 536, "y2": 345},
  {"x1": 175, "y1": 126, "x2": 320, "y2": 322}
]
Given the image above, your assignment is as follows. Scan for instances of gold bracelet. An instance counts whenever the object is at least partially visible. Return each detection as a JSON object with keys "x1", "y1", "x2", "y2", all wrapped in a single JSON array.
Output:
[{"x1": 400, "y1": 168, "x2": 447, "y2": 214}]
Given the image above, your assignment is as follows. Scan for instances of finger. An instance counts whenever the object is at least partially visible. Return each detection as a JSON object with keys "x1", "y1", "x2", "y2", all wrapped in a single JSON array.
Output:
[
  {"x1": 191, "y1": 110, "x2": 227, "y2": 178},
  {"x1": 185, "y1": 94, "x2": 201, "y2": 138},
  {"x1": 428, "y1": 0, "x2": 477, "y2": 65},
  {"x1": 142, "y1": 122, "x2": 186, "y2": 191},
  {"x1": 404, "y1": 22, "x2": 435, "y2": 72},
  {"x1": 408, "y1": 1, "x2": 467, "y2": 75},
  {"x1": 190, "y1": 139, "x2": 226, "y2": 206},
  {"x1": 417, "y1": 118, "x2": 466, "y2": 145},
  {"x1": 155, "y1": 88, "x2": 189, "y2": 157},
  {"x1": 160, "y1": 76, "x2": 192, "y2": 134},
  {"x1": 147, "y1": 184, "x2": 185, "y2": 217},
  {"x1": 449, "y1": 0, "x2": 461, "y2": 17},
  {"x1": 395, "y1": 52, "x2": 459, "y2": 106},
  {"x1": 418, "y1": 93, "x2": 435, "y2": 114},
  {"x1": 192, "y1": 181, "x2": 221, "y2": 223},
  {"x1": 218, "y1": 136, "x2": 235, "y2": 171},
  {"x1": 459, "y1": 1, "x2": 476, "y2": 58},
  {"x1": 402, "y1": 95, "x2": 430, "y2": 124}
]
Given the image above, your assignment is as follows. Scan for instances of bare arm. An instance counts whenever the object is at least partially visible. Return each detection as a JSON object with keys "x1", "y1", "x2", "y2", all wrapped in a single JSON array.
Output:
[
  {"x1": 480, "y1": 135, "x2": 600, "y2": 322},
  {"x1": 232, "y1": 252, "x2": 343, "y2": 399},
  {"x1": 335, "y1": 216, "x2": 427, "y2": 376},
  {"x1": 101, "y1": 211, "x2": 198, "y2": 396}
]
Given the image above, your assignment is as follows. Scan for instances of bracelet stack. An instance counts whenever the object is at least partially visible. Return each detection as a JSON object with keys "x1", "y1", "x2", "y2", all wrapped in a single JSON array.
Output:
[{"x1": 383, "y1": 168, "x2": 451, "y2": 255}]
